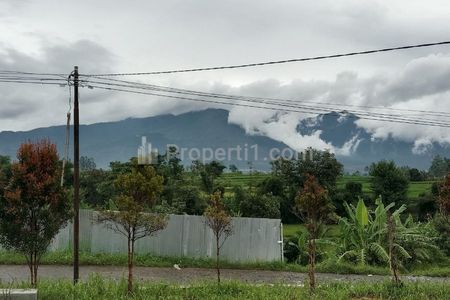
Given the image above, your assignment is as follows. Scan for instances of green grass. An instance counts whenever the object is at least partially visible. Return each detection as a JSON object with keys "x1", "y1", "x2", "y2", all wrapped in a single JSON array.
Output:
[
  {"x1": 219, "y1": 173, "x2": 438, "y2": 198},
  {"x1": 218, "y1": 173, "x2": 269, "y2": 192},
  {"x1": 336, "y1": 175, "x2": 372, "y2": 193},
  {"x1": 2, "y1": 275, "x2": 449, "y2": 299},
  {"x1": 0, "y1": 250, "x2": 291, "y2": 271},
  {"x1": 1, "y1": 250, "x2": 449, "y2": 277},
  {"x1": 283, "y1": 224, "x2": 340, "y2": 239}
]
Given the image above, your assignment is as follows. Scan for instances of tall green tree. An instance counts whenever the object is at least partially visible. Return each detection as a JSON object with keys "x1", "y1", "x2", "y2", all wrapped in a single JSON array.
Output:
[
  {"x1": 157, "y1": 147, "x2": 185, "y2": 208},
  {"x1": 272, "y1": 148, "x2": 343, "y2": 190},
  {"x1": 429, "y1": 155, "x2": 450, "y2": 178},
  {"x1": 271, "y1": 148, "x2": 342, "y2": 223},
  {"x1": 332, "y1": 181, "x2": 364, "y2": 216},
  {"x1": 80, "y1": 156, "x2": 96, "y2": 172},
  {"x1": 80, "y1": 169, "x2": 111, "y2": 208},
  {"x1": 240, "y1": 193, "x2": 281, "y2": 219},
  {"x1": 192, "y1": 160, "x2": 226, "y2": 194},
  {"x1": 369, "y1": 160, "x2": 409, "y2": 206},
  {"x1": 0, "y1": 141, "x2": 71, "y2": 286},
  {"x1": 98, "y1": 164, "x2": 167, "y2": 293}
]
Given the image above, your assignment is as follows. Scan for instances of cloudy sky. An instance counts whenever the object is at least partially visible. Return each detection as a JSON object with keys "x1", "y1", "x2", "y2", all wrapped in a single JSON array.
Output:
[{"x1": 1, "y1": 0, "x2": 450, "y2": 153}]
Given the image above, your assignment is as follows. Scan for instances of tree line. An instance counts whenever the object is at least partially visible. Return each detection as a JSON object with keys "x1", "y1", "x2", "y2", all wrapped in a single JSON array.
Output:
[
  {"x1": 0, "y1": 141, "x2": 449, "y2": 293},
  {"x1": 0, "y1": 141, "x2": 233, "y2": 293}
]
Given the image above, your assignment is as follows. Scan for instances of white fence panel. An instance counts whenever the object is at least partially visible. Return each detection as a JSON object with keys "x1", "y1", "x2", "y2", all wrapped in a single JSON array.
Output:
[{"x1": 18, "y1": 209, "x2": 283, "y2": 262}]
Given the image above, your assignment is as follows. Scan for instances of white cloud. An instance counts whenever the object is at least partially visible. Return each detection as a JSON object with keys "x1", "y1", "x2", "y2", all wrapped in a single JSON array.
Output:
[
  {"x1": 1, "y1": 0, "x2": 450, "y2": 156},
  {"x1": 228, "y1": 108, "x2": 334, "y2": 151}
]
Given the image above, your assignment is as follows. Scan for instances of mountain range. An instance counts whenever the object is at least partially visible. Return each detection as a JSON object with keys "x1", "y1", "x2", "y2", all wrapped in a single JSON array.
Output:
[{"x1": 0, "y1": 108, "x2": 448, "y2": 171}]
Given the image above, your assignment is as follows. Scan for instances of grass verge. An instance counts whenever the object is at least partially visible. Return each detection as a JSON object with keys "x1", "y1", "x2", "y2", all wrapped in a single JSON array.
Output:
[
  {"x1": 1, "y1": 250, "x2": 449, "y2": 277},
  {"x1": 1, "y1": 275, "x2": 449, "y2": 299}
]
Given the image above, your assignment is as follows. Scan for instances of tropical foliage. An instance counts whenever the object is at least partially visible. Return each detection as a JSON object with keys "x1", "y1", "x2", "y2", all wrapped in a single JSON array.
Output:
[
  {"x1": 337, "y1": 197, "x2": 439, "y2": 267},
  {"x1": 284, "y1": 225, "x2": 332, "y2": 265}
]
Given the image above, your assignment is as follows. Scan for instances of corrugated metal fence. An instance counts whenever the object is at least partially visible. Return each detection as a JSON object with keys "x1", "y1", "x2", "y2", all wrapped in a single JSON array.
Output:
[{"x1": 48, "y1": 209, "x2": 283, "y2": 262}]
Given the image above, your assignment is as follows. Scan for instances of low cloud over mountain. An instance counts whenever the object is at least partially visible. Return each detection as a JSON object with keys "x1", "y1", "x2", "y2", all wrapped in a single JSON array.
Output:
[{"x1": 0, "y1": 109, "x2": 448, "y2": 171}]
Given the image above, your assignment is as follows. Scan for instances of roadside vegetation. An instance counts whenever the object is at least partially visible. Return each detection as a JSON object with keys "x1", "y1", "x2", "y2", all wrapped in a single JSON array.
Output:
[
  {"x1": 1, "y1": 249, "x2": 449, "y2": 277},
  {"x1": 0, "y1": 142, "x2": 449, "y2": 294},
  {"x1": 1, "y1": 275, "x2": 449, "y2": 300}
]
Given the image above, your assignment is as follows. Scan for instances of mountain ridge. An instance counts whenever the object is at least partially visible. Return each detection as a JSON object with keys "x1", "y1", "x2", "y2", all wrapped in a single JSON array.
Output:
[{"x1": 1, "y1": 108, "x2": 448, "y2": 171}]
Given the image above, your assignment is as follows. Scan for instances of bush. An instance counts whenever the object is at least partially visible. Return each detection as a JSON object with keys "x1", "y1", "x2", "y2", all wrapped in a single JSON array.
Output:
[
  {"x1": 240, "y1": 193, "x2": 281, "y2": 219},
  {"x1": 433, "y1": 213, "x2": 450, "y2": 256}
]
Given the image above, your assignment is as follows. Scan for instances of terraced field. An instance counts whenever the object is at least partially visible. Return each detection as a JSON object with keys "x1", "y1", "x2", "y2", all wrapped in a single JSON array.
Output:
[{"x1": 219, "y1": 173, "x2": 437, "y2": 198}]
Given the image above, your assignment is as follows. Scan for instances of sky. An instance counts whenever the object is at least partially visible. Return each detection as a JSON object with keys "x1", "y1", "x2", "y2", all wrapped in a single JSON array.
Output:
[{"x1": 1, "y1": 0, "x2": 450, "y2": 154}]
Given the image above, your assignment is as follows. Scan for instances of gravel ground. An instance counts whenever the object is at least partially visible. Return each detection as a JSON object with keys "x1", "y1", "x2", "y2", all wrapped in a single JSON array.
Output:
[{"x1": 0, "y1": 265, "x2": 449, "y2": 285}]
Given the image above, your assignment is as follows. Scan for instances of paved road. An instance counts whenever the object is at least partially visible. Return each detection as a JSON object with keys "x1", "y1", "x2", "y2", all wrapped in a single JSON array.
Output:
[{"x1": 0, "y1": 265, "x2": 448, "y2": 285}]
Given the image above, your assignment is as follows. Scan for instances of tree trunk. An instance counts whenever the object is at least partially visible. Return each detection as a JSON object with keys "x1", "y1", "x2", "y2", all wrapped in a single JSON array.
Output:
[
  {"x1": 308, "y1": 236, "x2": 316, "y2": 291},
  {"x1": 33, "y1": 258, "x2": 38, "y2": 286},
  {"x1": 308, "y1": 222, "x2": 316, "y2": 292},
  {"x1": 127, "y1": 236, "x2": 134, "y2": 293},
  {"x1": 28, "y1": 251, "x2": 38, "y2": 287},
  {"x1": 388, "y1": 214, "x2": 400, "y2": 285},
  {"x1": 216, "y1": 235, "x2": 220, "y2": 285},
  {"x1": 28, "y1": 253, "x2": 34, "y2": 287},
  {"x1": 33, "y1": 254, "x2": 38, "y2": 287}
]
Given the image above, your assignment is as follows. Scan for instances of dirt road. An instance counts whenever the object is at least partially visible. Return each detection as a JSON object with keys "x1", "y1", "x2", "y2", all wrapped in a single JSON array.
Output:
[{"x1": 0, "y1": 265, "x2": 449, "y2": 285}]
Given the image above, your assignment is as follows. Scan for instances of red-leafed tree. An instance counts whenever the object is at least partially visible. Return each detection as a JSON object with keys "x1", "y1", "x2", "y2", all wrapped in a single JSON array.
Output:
[
  {"x1": 434, "y1": 174, "x2": 450, "y2": 256},
  {"x1": 294, "y1": 174, "x2": 332, "y2": 292},
  {"x1": 438, "y1": 174, "x2": 450, "y2": 215},
  {"x1": 0, "y1": 140, "x2": 71, "y2": 286}
]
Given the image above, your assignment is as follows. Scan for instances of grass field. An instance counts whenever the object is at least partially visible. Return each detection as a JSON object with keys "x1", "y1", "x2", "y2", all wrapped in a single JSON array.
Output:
[
  {"x1": 283, "y1": 224, "x2": 340, "y2": 239},
  {"x1": 336, "y1": 175, "x2": 437, "y2": 198},
  {"x1": 1, "y1": 250, "x2": 449, "y2": 277},
  {"x1": 2, "y1": 276, "x2": 449, "y2": 299},
  {"x1": 219, "y1": 173, "x2": 437, "y2": 198}
]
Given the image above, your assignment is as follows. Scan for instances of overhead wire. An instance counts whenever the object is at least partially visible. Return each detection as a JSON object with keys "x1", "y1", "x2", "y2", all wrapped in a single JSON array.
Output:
[
  {"x1": 81, "y1": 75, "x2": 450, "y2": 119},
  {"x1": 1, "y1": 69, "x2": 449, "y2": 127},
  {"x1": 0, "y1": 80, "x2": 67, "y2": 86},
  {"x1": 2, "y1": 38, "x2": 450, "y2": 128},
  {"x1": 0, "y1": 70, "x2": 68, "y2": 78},
  {"x1": 79, "y1": 77, "x2": 450, "y2": 126},
  {"x1": 0, "y1": 73, "x2": 69, "y2": 86},
  {"x1": 82, "y1": 40, "x2": 450, "y2": 77},
  {"x1": 82, "y1": 83, "x2": 450, "y2": 128}
]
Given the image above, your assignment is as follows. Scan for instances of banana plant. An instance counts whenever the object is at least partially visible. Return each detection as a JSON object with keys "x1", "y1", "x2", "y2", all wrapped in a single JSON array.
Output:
[
  {"x1": 284, "y1": 225, "x2": 335, "y2": 265},
  {"x1": 338, "y1": 197, "x2": 405, "y2": 265},
  {"x1": 391, "y1": 214, "x2": 440, "y2": 266}
]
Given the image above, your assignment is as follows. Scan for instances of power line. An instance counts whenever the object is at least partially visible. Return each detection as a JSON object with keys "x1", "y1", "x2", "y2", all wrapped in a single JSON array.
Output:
[
  {"x1": 84, "y1": 84, "x2": 450, "y2": 127},
  {"x1": 81, "y1": 78, "x2": 449, "y2": 124},
  {"x1": 80, "y1": 77, "x2": 450, "y2": 127},
  {"x1": 0, "y1": 70, "x2": 67, "y2": 78},
  {"x1": 0, "y1": 79, "x2": 67, "y2": 86},
  {"x1": 82, "y1": 76, "x2": 450, "y2": 118},
  {"x1": 0, "y1": 72, "x2": 69, "y2": 85},
  {"x1": 2, "y1": 70, "x2": 448, "y2": 126},
  {"x1": 87, "y1": 83, "x2": 450, "y2": 127},
  {"x1": 83, "y1": 40, "x2": 450, "y2": 77}
]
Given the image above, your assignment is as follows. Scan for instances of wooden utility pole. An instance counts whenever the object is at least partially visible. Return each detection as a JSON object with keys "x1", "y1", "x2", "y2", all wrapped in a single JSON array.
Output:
[{"x1": 73, "y1": 66, "x2": 80, "y2": 283}]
